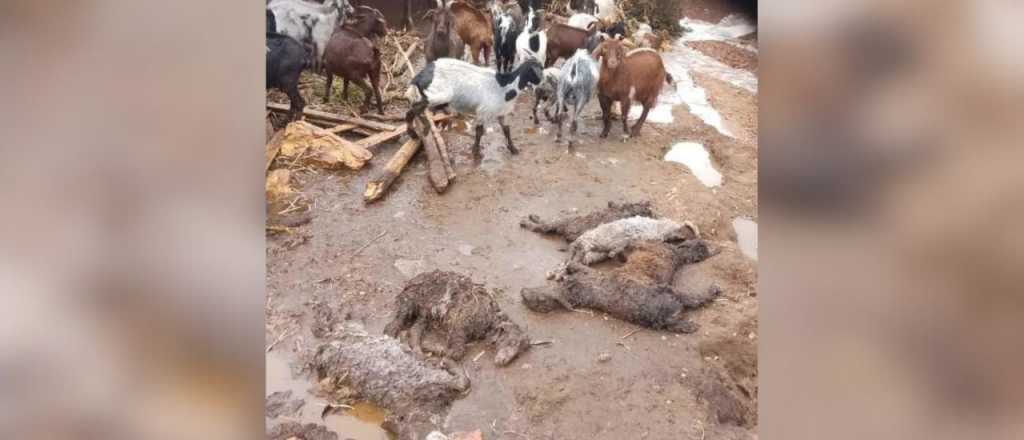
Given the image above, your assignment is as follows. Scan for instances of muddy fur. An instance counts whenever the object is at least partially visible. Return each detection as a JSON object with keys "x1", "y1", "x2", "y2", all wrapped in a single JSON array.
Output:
[
  {"x1": 310, "y1": 321, "x2": 470, "y2": 439},
  {"x1": 568, "y1": 216, "x2": 699, "y2": 265},
  {"x1": 521, "y1": 240, "x2": 719, "y2": 332},
  {"x1": 384, "y1": 271, "x2": 530, "y2": 366},
  {"x1": 266, "y1": 390, "x2": 305, "y2": 419},
  {"x1": 519, "y1": 200, "x2": 654, "y2": 242},
  {"x1": 267, "y1": 422, "x2": 337, "y2": 440}
]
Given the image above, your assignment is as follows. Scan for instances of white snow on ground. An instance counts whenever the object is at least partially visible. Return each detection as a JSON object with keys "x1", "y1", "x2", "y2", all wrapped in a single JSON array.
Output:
[
  {"x1": 679, "y1": 14, "x2": 756, "y2": 43},
  {"x1": 664, "y1": 142, "x2": 722, "y2": 187},
  {"x1": 732, "y1": 217, "x2": 758, "y2": 260}
]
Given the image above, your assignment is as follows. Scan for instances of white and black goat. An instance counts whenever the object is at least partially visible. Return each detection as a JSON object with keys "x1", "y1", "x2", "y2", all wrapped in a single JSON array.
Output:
[
  {"x1": 493, "y1": 10, "x2": 521, "y2": 73},
  {"x1": 552, "y1": 49, "x2": 600, "y2": 149},
  {"x1": 405, "y1": 58, "x2": 544, "y2": 158},
  {"x1": 515, "y1": 7, "x2": 547, "y2": 66},
  {"x1": 267, "y1": 0, "x2": 355, "y2": 71}
]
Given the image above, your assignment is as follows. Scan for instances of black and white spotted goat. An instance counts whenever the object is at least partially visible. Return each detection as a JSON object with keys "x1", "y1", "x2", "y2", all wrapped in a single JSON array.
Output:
[{"x1": 405, "y1": 58, "x2": 544, "y2": 158}]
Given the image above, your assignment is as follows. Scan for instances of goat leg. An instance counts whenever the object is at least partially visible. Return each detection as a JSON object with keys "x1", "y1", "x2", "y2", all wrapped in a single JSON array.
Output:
[
  {"x1": 619, "y1": 96, "x2": 632, "y2": 139},
  {"x1": 662, "y1": 317, "x2": 699, "y2": 334},
  {"x1": 631, "y1": 104, "x2": 652, "y2": 138},
  {"x1": 342, "y1": 79, "x2": 349, "y2": 100},
  {"x1": 568, "y1": 102, "x2": 580, "y2": 150},
  {"x1": 351, "y1": 78, "x2": 375, "y2": 113},
  {"x1": 532, "y1": 92, "x2": 545, "y2": 125},
  {"x1": 405, "y1": 100, "x2": 429, "y2": 140},
  {"x1": 286, "y1": 79, "x2": 305, "y2": 122},
  {"x1": 598, "y1": 94, "x2": 612, "y2": 138},
  {"x1": 472, "y1": 123, "x2": 485, "y2": 160},
  {"x1": 323, "y1": 72, "x2": 334, "y2": 104},
  {"x1": 498, "y1": 116, "x2": 518, "y2": 155},
  {"x1": 370, "y1": 71, "x2": 384, "y2": 115}
]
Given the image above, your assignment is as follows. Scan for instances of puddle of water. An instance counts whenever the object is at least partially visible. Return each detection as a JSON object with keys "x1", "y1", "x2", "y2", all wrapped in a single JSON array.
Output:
[
  {"x1": 267, "y1": 353, "x2": 391, "y2": 440},
  {"x1": 628, "y1": 103, "x2": 676, "y2": 124},
  {"x1": 732, "y1": 217, "x2": 758, "y2": 260},
  {"x1": 664, "y1": 142, "x2": 722, "y2": 187}
]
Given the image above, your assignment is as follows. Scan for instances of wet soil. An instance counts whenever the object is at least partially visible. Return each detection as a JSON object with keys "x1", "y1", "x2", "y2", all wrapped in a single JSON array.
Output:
[
  {"x1": 686, "y1": 40, "x2": 759, "y2": 72},
  {"x1": 267, "y1": 17, "x2": 758, "y2": 440}
]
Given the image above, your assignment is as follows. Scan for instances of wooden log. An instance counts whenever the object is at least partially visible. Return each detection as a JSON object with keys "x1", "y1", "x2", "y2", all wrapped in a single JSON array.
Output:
[
  {"x1": 364, "y1": 138, "x2": 422, "y2": 203},
  {"x1": 355, "y1": 113, "x2": 454, "y2": 151},
  {"x1": 416, "y1": 114, "x2": 450, "y2": 193},
  {"x1": 424, "y1": 110, "x2": 456, "y2": 181},
  {"x1": 266, "y1": 103, "x2": 397, "y2": 132},
  {"x1": 327, "y1": 123, "x2": 358, "y2": 134}
]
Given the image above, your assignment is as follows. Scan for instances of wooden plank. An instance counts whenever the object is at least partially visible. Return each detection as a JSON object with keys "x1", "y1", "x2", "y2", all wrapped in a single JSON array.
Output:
[
  {"x1": 424, "y1": 110, "x2": 456, "y2": 180},
  {"x1": 364, "y1": 138, "x2": 422, "y2": 203},
  {"x1": 327, "y1": 123, "x2": 358, "y2": 134},
  {"x1": 417, "y1": 115, "x2": 450, "y2": 193},
  {"x1": 266, "y1": 103, "x2": 397, "y2": 132},
  {"x1": 355, "y1": 113, "x2": 453, "y2": 151}
]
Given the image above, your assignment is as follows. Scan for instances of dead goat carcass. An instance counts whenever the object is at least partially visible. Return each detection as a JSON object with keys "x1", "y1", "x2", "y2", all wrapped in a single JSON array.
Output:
[
  {"x1": 568, "y1": 215, "x2": 698, "y2": 265},
  {"x1": 522, "y1": 240, "x2": 719, "y2": 332},
  {"x1": 384, "y1": 271, "x2": 530, "y2": 366},
  {"x1": 520, "y1": 200, "x2": 653, "y2": 242},
  {"x1": 311, "y1": 321, "x2": 469, "y2": 440}
]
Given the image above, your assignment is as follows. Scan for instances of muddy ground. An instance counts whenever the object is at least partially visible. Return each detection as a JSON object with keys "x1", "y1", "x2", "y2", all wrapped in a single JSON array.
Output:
[{"x1": 266, "y1": 10, "x2": 758, "y2": 440}]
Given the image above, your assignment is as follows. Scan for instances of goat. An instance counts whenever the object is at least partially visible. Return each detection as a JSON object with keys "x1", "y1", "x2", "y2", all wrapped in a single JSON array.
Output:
[
  {"x1": 405, "y1": 58, "x2": 544, "y2": 158},
  {"x1": 515, "y1": 6, "x2": 547, "y2": 66},
  {"x1": 266, "y1": 8, "x2": 277, "y2": 33},
  {"x1": 266, "y1": 32, "x2": 309, "y2": 121},
  {"x1": 424, "y1": 6, "x2": 465, "y2": 63},
  {"x1": 267, "y1": 0, "x2": 355, "y2": 71},
  {"x1": 552, "y1": 49, "x2": 600, "y2": 148},
  {"x1": 521, "y1": 240, "x2": 720, "y2": 333},
  {"x1": 383, "y1": 271, "x2": 531, "y2": 366},
  {"x1": 567, "y1": 12, "x2": 625, "y2": 40},
  {"x1": 531, "y1": 67, "x2": 560, "y2": 124},
  {"x1": 592, "y1": 39, "x2": 673, "y2": 138},
  {"x1": 567, "y1": 13, "x2": 599, "y2": 30},
  {"x1": 568, "y1": 215, "x2": 697, "y2": 265},
  {"x1": 520, "y1": 200, "x2": 655, "y2": 242},
  {"x1": 446, "y1": 1, "x2": 494, "y2": 65},
  {"x1": 544, "y1": 22, "x2": 604, "y2": 67},
  {"x1": 492, "y1": 10, "x2": 521, "y2": 72},
  {"x1": 633, "y1": 23, "x2": 662, "y2": 50},
  {"x1": 322, "y1": 20, "x2": 384, "y2": 113},
  {"x1": 345, "y1": 5, "x2": 387, "y2": 41}
]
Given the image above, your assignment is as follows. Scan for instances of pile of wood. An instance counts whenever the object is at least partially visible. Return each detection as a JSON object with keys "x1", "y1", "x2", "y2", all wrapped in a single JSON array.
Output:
[{"x1": 266, "y1": 103, "x2": 457, "y2": 205}]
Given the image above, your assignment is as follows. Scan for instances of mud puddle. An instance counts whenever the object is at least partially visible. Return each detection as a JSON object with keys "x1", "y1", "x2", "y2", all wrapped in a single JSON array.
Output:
[
  {"x1": 665, "y1": 142, "x2": 723, "y2": 187},
  {"x1": 266, "y1": 353, "x2": 391, "y2": 440},
  {"x1": 732, "y1": 217, "x2": 758, "y2": 260}
]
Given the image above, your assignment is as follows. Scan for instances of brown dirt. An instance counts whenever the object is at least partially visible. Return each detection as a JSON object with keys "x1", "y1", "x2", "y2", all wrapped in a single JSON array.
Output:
[
  {"x1": 687, "y1": 40, "x2": 759, "y2": 72},
  {"x1": 266, "y1": 4, "x2": 758, "y2": 439}
]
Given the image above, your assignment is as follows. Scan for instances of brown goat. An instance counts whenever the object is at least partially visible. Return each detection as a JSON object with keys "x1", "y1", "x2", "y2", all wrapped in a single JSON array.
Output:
[
  {"x1": 322, "y1": 24, "x2": 384, "y2": 114},
  {"x1": 424, "y1": 7, "x2": 465, "y2": 62},
  {"x1": 449, "y1": 1, "x2": 493, "y2": 65},
  {"x1": 345, "y1": 5, "x2": 388, "y2": 41},
  {"x1": 592, "y1": 40, "x2": 672, "y2": 138},
  {"x1": 544, "y1": 22, "x2": 602, "y2": 67}
]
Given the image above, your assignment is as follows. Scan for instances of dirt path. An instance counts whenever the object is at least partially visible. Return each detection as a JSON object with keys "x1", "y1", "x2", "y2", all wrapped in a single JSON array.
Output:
[{"x1": 267, "y1": 16, "x2": 758, "y2": 440}]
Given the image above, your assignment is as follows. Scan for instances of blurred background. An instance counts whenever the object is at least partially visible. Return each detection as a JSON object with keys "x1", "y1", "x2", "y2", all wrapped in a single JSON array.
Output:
[
  {"x1": 0, "y1": 1, "x2": 264, "y2": 439},
  {"x1": 1, "y1": 0, "x2": 1022, "y2": 439},
  {"x1": 761, "y1": 0, "x2": 1024, "y2": 439}
]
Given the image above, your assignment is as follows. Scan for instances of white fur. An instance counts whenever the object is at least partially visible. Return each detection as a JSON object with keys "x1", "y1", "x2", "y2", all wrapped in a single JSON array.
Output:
[
  {"x1": 594, "y1": 0, "x2": 617, "y2": 21},
  {"x1": 567, "y1": 13, "x2": 600, "y2": 30},
  {"x1": 569, "y1": 216, "x2": 692, "y2": 265},
  {"x1": 268, "y1": 0, "x2": 354, "y2": 67},
  {"x1": 516, "y1": 7, "x2": 547, "y2": 65},
  {"x1": 408, "y1": 58, "x2": 531, "y2": 125}
]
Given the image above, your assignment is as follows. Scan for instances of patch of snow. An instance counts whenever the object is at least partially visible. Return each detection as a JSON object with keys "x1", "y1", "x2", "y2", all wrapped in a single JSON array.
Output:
[{"x1": 664, "y1": 142, "x2": 722, "y2": 187}]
